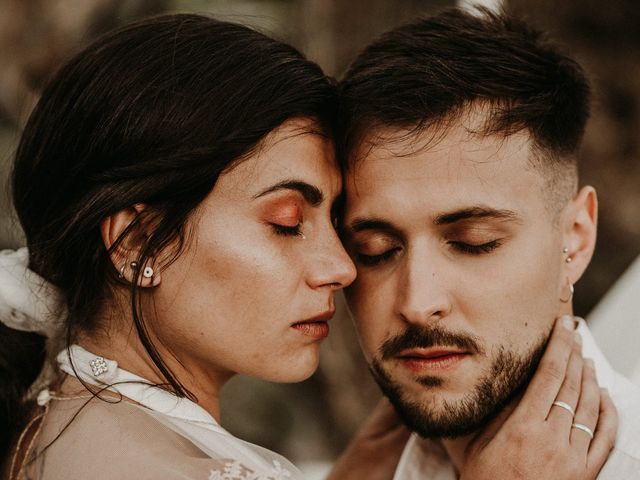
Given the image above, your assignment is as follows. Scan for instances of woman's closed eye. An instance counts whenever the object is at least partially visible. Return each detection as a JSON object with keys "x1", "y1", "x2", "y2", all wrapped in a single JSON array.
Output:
[
  {"x1": 272, "y1": 222, "x2": 304, "y2": 237},
  {"x1": 262, "y1": 198, "x2": 305, "y2": 237}
]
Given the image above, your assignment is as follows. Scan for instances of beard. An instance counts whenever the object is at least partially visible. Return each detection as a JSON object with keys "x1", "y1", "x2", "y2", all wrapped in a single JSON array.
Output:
[{"x1": 370, "y1": 323, "x2": 548, "y2": 439}]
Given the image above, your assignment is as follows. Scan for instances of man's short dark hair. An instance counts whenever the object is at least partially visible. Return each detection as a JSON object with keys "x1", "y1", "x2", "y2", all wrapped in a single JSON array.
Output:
[{"x1": 339, "y1": 8, "x2": 590, "y2": 204}]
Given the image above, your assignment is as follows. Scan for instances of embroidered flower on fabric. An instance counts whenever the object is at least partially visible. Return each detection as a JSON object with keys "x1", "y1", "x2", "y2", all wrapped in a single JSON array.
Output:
[{"x1": 208, "y1": 459, "x2": 291, "y2": 480}]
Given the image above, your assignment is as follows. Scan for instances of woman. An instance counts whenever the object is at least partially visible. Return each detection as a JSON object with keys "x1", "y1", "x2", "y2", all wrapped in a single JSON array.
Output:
[{"x1": 0, "y1": 14, "x2": 615, "y2": 480}]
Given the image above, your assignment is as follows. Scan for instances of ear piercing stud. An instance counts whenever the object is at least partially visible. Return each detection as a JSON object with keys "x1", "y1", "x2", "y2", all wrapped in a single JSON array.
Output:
[
  {"x1": 563, "y1": 246, "x2": 572, "y2": 263},
  {"x1": 118, "y1": 260, "x2": 152, "y2": 279}
]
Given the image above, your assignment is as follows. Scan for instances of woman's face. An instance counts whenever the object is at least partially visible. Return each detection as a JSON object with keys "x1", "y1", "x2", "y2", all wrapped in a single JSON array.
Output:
[{"x1": 150, "y1": 118, "x2": 356, "y2": 385}]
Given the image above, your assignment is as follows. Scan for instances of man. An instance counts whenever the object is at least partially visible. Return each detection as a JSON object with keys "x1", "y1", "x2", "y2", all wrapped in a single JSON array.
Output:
[{"x1": 339, "y1": 8, "x2": 640, "y2": 479}]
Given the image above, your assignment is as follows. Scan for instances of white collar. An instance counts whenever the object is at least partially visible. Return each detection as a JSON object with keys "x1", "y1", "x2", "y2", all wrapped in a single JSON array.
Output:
[
  {"x1": 57, "y1": 344, "x2": 218, "y2": 428},
  {"x1": 576, "y1": 318, "x2": 618, "y2": 392}
]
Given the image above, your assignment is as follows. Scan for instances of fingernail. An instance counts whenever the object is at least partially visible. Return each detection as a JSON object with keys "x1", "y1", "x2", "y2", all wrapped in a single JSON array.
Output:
[
  {"x1": 585, "y1": 358, "x2": 595, "y2": 369},
  {"x1": 561, "y1": 315, "x2": 575, "y2": 330},
  {"x1": 600, "y1": 387, "x2": 610, "y2": 397}
]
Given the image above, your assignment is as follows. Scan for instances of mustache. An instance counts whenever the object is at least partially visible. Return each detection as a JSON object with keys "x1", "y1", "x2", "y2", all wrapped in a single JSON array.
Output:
[{"x1": 380, "y1": 323, "x2": 484, "y2": 359}]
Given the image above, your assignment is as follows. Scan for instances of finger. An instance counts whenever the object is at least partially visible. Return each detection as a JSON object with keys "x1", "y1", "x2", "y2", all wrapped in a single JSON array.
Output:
[
  {"x1": 587, "y1": 388, "x2": 617, "y2": 476},
  {"x1": 519, "y1": 315, "x2": 577, "y2": 419},
  {"x1": 355, "y1": 396, "x2": 410, "y2": 442},
  {"x1": 546, "y1": 336, "x2": 583, "y2": 431},
  {"x1": 364, "y1": 396, "x2": 404, "y2": 432},
  {"x1": 570, "y1": 358, "x2": 600, "y2": 452},
  {"x1": 468, "y1": 400, "x2": 518, "y2": 453}
]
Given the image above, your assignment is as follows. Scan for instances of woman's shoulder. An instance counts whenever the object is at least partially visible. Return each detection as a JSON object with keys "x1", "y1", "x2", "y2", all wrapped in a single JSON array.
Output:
[
  {"x1": 18, "y1": 376, "x2": 299, "y2": 480},
  {"x1": 27, "y1": 393, "x2": 223, "y2": 480}
]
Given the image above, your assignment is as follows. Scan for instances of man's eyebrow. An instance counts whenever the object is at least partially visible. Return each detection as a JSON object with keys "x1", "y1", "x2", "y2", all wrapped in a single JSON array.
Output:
[
  {"x1": 347, "y1": 218, "x2": 402, "y2": 236},
  {"x1": 434, "y1": 207, "x2": 520, "y2": 225},
  {"x1": 254, "y1": 180, "x2": 323, "y2": 206}
]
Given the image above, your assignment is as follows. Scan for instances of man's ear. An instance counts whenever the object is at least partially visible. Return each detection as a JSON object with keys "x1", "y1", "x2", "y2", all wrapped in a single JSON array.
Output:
[
  {"x1": 100, "y1": 204, "x2": 161, "y2": 287},
  {"x1": 562, "y1": 186, "x2": 598, "y2": 285}
]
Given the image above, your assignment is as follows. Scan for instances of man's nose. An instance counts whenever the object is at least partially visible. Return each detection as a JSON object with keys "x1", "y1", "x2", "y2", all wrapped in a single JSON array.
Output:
[{"x1": 395, "y1": 251, "x2": 452, "y2": 325}]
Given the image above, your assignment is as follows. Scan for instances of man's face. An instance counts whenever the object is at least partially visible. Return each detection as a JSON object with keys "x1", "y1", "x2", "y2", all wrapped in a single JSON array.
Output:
[{"x1": 343, "y1": 112, "x2": 571, "y2": 438}]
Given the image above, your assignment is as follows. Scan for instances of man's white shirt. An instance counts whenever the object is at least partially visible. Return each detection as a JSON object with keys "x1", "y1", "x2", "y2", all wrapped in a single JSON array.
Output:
[{"x1": 392, "y1": 320, "x2": 640, "y2": 479}]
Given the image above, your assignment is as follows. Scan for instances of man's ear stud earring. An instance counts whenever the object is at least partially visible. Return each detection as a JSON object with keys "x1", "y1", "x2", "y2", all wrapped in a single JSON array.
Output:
[
  {"x1": 143, "y1": 266, "x2": 154, "y2": 278},
  {"x1": 563, "y1": 246, "x2": 572, "y2": 263}
]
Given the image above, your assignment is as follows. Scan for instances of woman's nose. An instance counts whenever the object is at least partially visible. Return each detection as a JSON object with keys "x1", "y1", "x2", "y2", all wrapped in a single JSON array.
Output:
[{"x1": 307, "y1": 229, "x2": 357, "y2": 290}]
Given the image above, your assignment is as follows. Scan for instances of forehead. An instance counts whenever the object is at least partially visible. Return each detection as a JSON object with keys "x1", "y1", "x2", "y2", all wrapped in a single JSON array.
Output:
[
  {"x1": 345, "y1": 118, "x2": 548, "y2": 221},
  {"x1": 218, "y1": 119, "x2": 341, "y2": 200}
]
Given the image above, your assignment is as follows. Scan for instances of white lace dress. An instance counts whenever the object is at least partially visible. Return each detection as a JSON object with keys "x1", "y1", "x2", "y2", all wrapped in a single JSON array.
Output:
[{"x1": 19, "y1": 345, "x2": 300, "y2": 480}]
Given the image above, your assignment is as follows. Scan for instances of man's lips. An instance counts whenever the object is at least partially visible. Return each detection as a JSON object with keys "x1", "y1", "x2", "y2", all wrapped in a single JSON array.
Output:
[
  {"x1": 396, "y1": 347, "x2": 470, "y2": 372},
  {"x1": 291, "y1": 310, "x2": 335, "y2": 339}
]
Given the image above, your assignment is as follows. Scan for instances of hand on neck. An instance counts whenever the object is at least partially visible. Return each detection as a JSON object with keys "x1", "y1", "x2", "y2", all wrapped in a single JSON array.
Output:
[{"x1": 440, "y1": 395, "x2": 522, "y2": 474}]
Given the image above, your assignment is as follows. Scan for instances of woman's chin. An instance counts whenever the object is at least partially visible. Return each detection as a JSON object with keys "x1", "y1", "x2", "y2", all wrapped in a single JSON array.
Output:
[{"x1": 256, "y1": 349, "x2": 321, "y2": 384}]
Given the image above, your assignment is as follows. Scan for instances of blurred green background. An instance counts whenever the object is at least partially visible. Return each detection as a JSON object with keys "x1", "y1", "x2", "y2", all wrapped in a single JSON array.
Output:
[{"x1": 1, "y1": 0, "x2": 638, "y2": 469}]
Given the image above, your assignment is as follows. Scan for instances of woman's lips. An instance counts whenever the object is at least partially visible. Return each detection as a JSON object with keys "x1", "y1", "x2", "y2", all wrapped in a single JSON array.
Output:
[
  {"x1": 397, "y1": 348, "x2": 469, "y2": 373},
  {"x1": 291, "y1": 310, "x2": 334, "y2": 339},
  {"x1": 291, "y1": 321, "x2": 330, "y2": 339}
]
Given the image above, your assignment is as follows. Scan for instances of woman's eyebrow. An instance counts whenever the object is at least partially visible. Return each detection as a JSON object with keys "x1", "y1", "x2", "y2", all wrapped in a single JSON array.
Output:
[{"x1": 253, "y1": 179, "x2": 323, "y2": 206}]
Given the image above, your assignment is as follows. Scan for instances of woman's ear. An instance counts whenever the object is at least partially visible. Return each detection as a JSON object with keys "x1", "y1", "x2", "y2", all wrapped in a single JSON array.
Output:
[
  {"x1": 100, "y1": 204, "x2": 161, "y2": 287},
  {"x1": 562, "y1": 186, "x2": 598, "y2": 285}
]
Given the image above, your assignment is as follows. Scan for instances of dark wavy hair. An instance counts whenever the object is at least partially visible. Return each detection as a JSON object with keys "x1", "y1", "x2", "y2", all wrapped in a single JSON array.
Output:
[
  {"x1": 339, "y1": 7, "x2": 590, "y2": 205},
  {"x1": 1, "y1": 13, "x2": 337, "y2": 464}
]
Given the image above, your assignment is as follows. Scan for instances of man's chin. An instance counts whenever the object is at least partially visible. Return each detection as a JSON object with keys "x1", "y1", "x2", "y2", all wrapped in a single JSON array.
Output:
[
  {"x1": 381, "y1": 390, "x2": 508, "y2": 439},
  {"x1": 370, "y1": 339, "x2": 547, "y2": 439}
]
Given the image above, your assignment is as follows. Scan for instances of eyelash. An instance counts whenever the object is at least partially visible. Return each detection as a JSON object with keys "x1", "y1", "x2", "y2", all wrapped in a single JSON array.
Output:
[
  {"x1": 449, "y1": 240, "x2": 502, "y2": 254},
  {"x1": 272, "y1": 223, "x2": 303, "y2": 237},
  {"x1": 355, "y1": 248, "x2": 401, "y2": 266},
  {"x1": 355, "y1": 240, "x2": 501, "y2": 266}
]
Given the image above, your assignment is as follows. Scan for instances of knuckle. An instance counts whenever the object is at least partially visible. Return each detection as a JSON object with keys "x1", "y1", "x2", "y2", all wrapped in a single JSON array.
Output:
[
  {"x1": 540, "y1": 358, "x2": 565, "y2": 383},
  {"x1": 540, "y1": 447, "x2": 555, "y2": 465},
  {"x1": 565, "y1": 377, "x2": 581, "y2": 397},
  {"x1": 505, "y1": 427, "x2": 527, "y2": 449},
  {"x1": 580, "y1": 398, "x2": 601, "y2": 422}
]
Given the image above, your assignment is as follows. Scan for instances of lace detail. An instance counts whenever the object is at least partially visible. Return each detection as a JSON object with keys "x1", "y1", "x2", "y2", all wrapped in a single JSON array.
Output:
[{"x1": 208, "y1": 459, "x2": 291, "y2": 480}]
